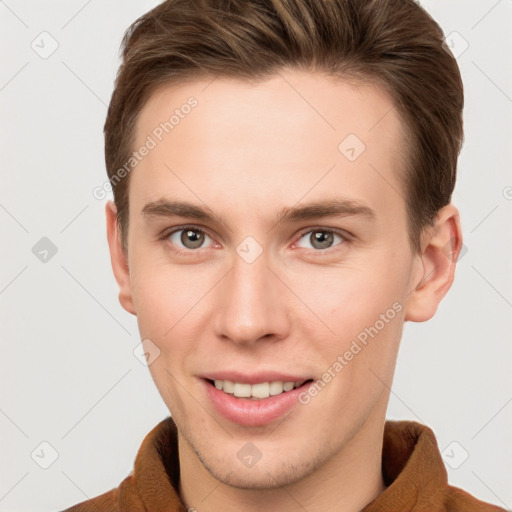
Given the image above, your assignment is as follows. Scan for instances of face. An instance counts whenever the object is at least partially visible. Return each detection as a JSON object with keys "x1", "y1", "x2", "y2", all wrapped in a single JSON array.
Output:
[{"x1": 117, "y1": 69, "x2": 427, "y2": 489}]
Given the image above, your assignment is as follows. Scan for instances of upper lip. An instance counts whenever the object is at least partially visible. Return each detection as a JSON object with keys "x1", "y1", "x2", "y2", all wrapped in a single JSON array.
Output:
[{"x1": 199, "y1": 371, "x2": 313, "y2": 385}]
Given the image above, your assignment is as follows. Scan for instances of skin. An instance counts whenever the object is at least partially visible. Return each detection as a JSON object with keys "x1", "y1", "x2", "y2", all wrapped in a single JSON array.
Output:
[{"x1": 106, "y1": 68, "x2": 462, "y2": 512}]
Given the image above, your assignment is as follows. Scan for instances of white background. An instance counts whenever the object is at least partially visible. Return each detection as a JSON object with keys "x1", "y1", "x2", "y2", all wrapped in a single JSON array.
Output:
[{"x1": 1, "y1": 1, "x2": 511, "y2": 510}]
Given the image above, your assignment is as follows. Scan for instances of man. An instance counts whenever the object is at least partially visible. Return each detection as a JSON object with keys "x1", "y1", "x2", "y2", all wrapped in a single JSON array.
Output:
[{"x1": 63, "y1": 0, "x2": 506, "y2": 510}]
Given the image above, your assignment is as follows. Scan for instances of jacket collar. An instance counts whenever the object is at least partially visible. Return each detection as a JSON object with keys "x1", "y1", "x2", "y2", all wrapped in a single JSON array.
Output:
[{"x1": 131, "y1": 417, "x2": 447, "y2": 511}]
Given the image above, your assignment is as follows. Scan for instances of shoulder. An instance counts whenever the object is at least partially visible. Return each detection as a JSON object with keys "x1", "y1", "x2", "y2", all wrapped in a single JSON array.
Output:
[
  {"x1": 60, "y1": 487, "x2": 117, "y2": 512},
  {"x1": 440, "y1": 485, "x2": 508, "y2": 512},
  {"x1": 60, "y1": 473, "x2": 139, "y2": 512}
]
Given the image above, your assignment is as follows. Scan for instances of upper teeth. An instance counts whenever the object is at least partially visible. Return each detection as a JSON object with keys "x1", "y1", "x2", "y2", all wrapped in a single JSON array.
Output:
[{"x1": 214, "y1": 380, "x2": 306, "y2": 399}]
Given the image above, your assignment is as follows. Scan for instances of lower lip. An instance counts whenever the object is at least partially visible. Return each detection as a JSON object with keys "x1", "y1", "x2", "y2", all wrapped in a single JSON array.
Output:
[{"x1": 202, "y1": 379, "x2": 310, "y2": 427}]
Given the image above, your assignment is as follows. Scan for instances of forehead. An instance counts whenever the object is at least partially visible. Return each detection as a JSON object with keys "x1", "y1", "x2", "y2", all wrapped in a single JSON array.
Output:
[{"x1": 130, "y1": 69, "x2": 406, "y2": 221}]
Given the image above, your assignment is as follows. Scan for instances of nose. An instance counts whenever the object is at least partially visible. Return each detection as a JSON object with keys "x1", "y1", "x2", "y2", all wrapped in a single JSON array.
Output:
[{"x1": 213, "y1": 248, "x2": 290, "y2": 347}]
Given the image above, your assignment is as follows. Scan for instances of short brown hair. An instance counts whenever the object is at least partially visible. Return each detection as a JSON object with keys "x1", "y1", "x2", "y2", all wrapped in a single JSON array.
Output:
[{"x1": 104, "y1": 0, "x2": 464, "y2": 253}]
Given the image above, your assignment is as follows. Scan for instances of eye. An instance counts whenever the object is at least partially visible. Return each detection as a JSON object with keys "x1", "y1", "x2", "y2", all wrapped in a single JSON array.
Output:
[
  {"x1": 295, "y1": 228, "x2": 346, "y2": 251},
  {"x1": 166, "y1": 226, "x2": 215, "y2": 251}
]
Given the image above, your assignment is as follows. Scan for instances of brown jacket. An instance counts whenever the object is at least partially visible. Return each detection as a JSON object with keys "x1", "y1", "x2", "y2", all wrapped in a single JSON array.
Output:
[{"x1": 62, "y1": 417, "x2": 506, "y2": 511}]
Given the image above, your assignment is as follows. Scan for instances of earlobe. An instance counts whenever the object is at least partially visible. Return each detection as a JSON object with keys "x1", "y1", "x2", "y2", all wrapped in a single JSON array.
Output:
[
  {"x1": 105, "y1": 201, "x2": 136, "y2": 315},
  {"x1": 404, "y1": 204, "x2": 463, "y2": 322}
]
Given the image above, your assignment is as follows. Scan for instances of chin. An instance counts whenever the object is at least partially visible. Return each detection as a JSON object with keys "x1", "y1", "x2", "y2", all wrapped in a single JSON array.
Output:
[
  {"x1": 203, "y1": 460, "x2": 315, "y2": 490},
  {"x1": 192, "y1": 438, "x2": 326, "y2": 490}
]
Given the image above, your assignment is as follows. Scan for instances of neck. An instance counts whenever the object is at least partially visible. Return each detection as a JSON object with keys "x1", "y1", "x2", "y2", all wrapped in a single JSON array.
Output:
[{"x1": 178, "y1": 404, "x2": 388, "y2": 512}]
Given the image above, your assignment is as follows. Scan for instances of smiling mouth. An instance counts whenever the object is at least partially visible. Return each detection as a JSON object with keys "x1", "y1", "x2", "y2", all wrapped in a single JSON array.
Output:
[{"x1": 206, "y1": 378, "x2": 314, "y2": 400}]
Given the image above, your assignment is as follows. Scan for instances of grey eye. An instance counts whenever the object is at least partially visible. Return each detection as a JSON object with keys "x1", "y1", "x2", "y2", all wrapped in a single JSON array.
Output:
[
  {"x1": 169, "y1": 228, "x2": 211, "y2": 249},
  {"x1": 296, "y1": 230, "x2": 344, "y2": 250}
]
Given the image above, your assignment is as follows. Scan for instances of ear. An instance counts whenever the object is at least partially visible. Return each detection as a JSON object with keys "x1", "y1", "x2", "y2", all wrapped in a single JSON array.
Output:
[
  {"x1": 105, "y1": 200, "x2": 136, "y2": 315},
  {"x1": 405, "y1": 204, "x2": 463, "y2": 322}
]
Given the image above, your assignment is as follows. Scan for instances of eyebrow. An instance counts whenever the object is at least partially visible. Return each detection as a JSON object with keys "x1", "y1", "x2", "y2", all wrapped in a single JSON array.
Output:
[{"x1": 141, "y1": 197, "x2": 376, "y2": 228}]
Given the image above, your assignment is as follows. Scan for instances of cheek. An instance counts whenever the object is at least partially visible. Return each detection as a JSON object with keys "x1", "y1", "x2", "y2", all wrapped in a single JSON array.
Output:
[
  {"x1": 129, "y1": 259, "x2": 201, "y2": 413},
  {"x1": 290, "y1": 256, "x2": 408, "y2": 398},
  {"x1": 306, "y1": 282, "x2": 405, "y2": 426},
  {"x1": 290, "y1": 260, "x2": 407, "y2": 334},
  {"x1": 129, "y1": 252, "x2": 214, "y2": 338}
]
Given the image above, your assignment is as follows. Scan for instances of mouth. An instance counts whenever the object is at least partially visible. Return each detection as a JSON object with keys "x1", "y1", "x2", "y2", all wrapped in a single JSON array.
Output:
[
  {"x1": 206, "y1": 378, "x2": 313, "y2": 400},
  {"x1": 201, "y1": 377, "x2": 315, "y2": 427}
]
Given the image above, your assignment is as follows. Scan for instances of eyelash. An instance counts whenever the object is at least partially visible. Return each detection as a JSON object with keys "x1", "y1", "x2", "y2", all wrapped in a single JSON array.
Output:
[{"x1": 159, "y1": 224, "x2": 351, "y2": 256}]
